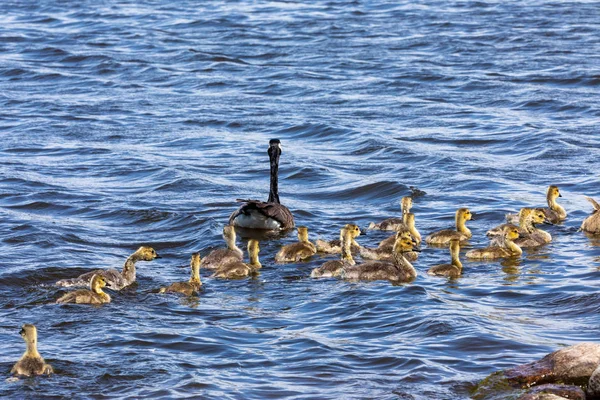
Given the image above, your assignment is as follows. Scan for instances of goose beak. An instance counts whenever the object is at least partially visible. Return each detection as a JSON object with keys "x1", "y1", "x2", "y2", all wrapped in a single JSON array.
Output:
[
  {"x1": 558, "y1": 193, "x2": 562, "y2": 197},
  {"x1": 155, "y1": 254, "x2": 162, "y2": 259},
  {"x1": 360, "y1": 228, "x2": 368, "y2": 235},
  {"x1": 543, "y1": 219, "x2": 553, "y2": 225},
  {"x1": 412, "y1": 246, "x2": 422, "y2": 252},
  {"x1": 19, "y1": 328, "x2": 25, "y2": 336}
]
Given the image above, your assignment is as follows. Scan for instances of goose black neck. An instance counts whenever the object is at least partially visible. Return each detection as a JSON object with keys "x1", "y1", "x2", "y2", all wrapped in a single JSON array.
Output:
[{"x1": 267, "y1": 144, "x2": 281, "y2": 204}]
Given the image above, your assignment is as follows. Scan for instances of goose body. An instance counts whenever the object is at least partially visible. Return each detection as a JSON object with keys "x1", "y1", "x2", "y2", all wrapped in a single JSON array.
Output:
[
  {"x1": 341, "y1": 235, "x2": 419, "y2": 283},
  {"x1": 425, "y1": 208, "x2": 473, "y2": 245},
  {"x1": 506, "y1": 186, "x2": 566, "y2": 225},
  {"x1": 368, "y1": 197, "x2": 413, "y2": 231},
  {"x1": 212, "y1": 240, "x2": 261, "y2": 279},
  {"x1": 359, "y1": 230, "x2": 419, "y2": 262},
  {"x1": 311, "y1": 227, "x2": 356, "y2": 278},
  {"x1": 11, "y1": 325, "x2": 53, "y2": 377},
  {"x1": 56, "y1": 246, "x2": 160, "y2": 290},
  {"x1": 487, "y1": 208, "x2": 533, "y2": 238},
  {"x1": 160, "y1": 253, "x2": 202, "y2": 296},
  {"x1": 229, "y1": 139, "x2": 294, "y2": 230},
  {"x1": 466, "y1": 227, "x2": 522, "y2": 260},
  {"x1": 200, "y1": 226, "x2": 243, "y2": 270},
  {"x1": 315, "y1": 224, "x2": 361, "y2": 254},
  {"x1": 275, "y1": 226, "x2": 316, "y2": 263},
  {"x1": 378, "y1": 212, "x2": 422, "y2": 249},
  {"x1": 56, "y1": 274, "x2": 111, "y2": 304},
  {"x1": 427, "y1": 239, "x2": 462, "y2": 278},
  {"x1": 581, "y1": 196, "x2": 600, "y2": 234}
]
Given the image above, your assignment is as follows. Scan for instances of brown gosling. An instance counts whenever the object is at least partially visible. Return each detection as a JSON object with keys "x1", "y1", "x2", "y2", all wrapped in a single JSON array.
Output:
[
  {"x1": 340, "y1": 234, "x2": 420, "y2": 283},
  {"x1": 212, "y1": 240, "x2": 261, "y2": 279},
  {"x1": 315, "y1": 223, "x2": 361, "y2": 254},
  {"x1": 378, "y1": 212, "x2": 422, "y2": 248},
  {"x1": 11, "y1": 324, "x2": 53, "y2": 377},
  {"x1": 359, "y1": 230, "x2": 419, "y2": 262},
  {"x1": 56, "y1": 274, "x2": 111, "y2": 305},
  {"x1": 506, "y1": 185, "x2": 566, "y2": 224},
  {"x1": 368, "y1": 196, "x2": 413, "y2": 230},
  {"x1": 159, "y1": 253, "x2": 202, "y2": 296},
  {"x1": 275, "y1": 226, "x2": 316, "y2": 262},
  {"x1": 487, "y1": 208, "x2": 534, "y2": 238},
  {"x1": 425, "y1": 208, "x2": 473, "y2": 245},
  {"x1": 200, "y1": 226, "x2": 243, "y2": 270},
  {"x1": 56, "y1": 246, "x2": 161, "y2": 290},
  {"x1": 311, "y1": 227, "x2": 356, "y2": 278},
  {"x1": 581, "y1": 196, "x2": 600, "y2": 234},
  {"x1": 513, "y1": 209, "x2": 552, "y2": 248},
  {"x1": 427, "y1": 239, "x2": 462, "y2": 279},
  {"x1": 466, "y1": 226, "x2": 522, "y2": 260}
]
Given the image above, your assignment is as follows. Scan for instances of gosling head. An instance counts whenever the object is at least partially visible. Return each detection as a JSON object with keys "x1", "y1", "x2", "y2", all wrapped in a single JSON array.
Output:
[
  {"x1": 248, "y1": 239, "x2": 261, "y2": 268},
  {"x1": 343, "y1": 223, "x2": 361, "y2": 239},
  {"x1": 504, "y1": 226, "x2": 520, "y2": 241},
  {"x1": 223, "y1": 225, "x2": 236, "y2": 242},
  {"x1": 191, "y1": 252, "x2": 201, "y2": 269},
  {"x1": 90, "y1": 274, "x2": 107, "y2": 291},
  {"x1": 393, "y1": 235, "x2": 420, "y2": 254},
  {"x1": 547, "y1": 185, "x2": 562, "y2": 200},
  {"x1": 297, "y1": 226, "x2": 309, "y2": 242},
  {"x1": 457, "y1": 208, "x2": 473, "y2": 222},
  {"x1": 135, "y1": 246, "x2": 161, "y2": 261},
  {"x1": 401, "y1": 197, "x2": 413, "y2": 214},
  {"x1": 20, "y1": 324, "x2": 37, "y2": 345},
  {"x1": 530, "y1": 210, "x2": 547, "y2": 225},
  {"x1": 396, "y1": 230, "x2": 417, "y2": 245}
]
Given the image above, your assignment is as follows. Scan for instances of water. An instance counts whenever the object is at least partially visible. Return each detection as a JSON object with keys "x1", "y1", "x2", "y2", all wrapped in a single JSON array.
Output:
[{"x1": 1, "y1": 0, "x2": 599, "y2": 398}]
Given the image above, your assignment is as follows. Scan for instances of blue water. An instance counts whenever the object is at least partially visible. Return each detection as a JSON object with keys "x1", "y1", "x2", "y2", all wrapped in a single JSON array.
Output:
[{"x1": 1, "y1": 0, "x2": 600, "y2": 398}]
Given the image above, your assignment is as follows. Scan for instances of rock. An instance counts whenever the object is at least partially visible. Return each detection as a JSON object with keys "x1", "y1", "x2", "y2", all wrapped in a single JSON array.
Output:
[{"x1": 517, "y1": 384, "x2": 586, "y2": 400}]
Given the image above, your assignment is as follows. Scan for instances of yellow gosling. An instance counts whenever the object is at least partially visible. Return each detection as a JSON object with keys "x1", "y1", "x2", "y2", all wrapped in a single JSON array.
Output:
[
  {"x1": 466, "y1": 227, "x2": 522, "y2": 260},
  {"x1": 487, "y1": 208, "x2": 534, "y2": 238},
  {"x1": 427, "y1": 239, "x2": 462, "y2": 279},
  {"x1": 378, "y1": 213, "x2": 421, "y2": 249},
  {"x1": 315, "y1": 223, "x2": 361, "y2": 254},
  {"x1": 212, "y1": 240, "x2": 261, "y2": 279},
  {"x1": 160, "y1": 253, "x2": 202, "y2": 296},
  {"x1": 425, "y1": 208, "x2": 473, "y2": 245},
  {"x1": 581, "y1": 196, "x2": 600, "y2": 234},
  {"x1": 514, "y1": 209, "x2": 552, "y2": 248},
  {"x1": 200, "y1": 226, "x2": 243, "y2": 270},
  {"x1": 311, "y1": 227, "x2": 356, "y2": 278},
  {"x1": 368, "y1": 196, "x2": 413, "y2": 230},
  {"x1": 11, "y1": 324, "x2": 53, "y2": 377},
  {"x1": 275, "y1": 226, "x2": 316, "y2": 263},
  {"x1": 359, "y1": 230, "x2": 419, "y2": 262},
  {"x1": 56, "y1": 274, "x2": 111, "y2": 305}
]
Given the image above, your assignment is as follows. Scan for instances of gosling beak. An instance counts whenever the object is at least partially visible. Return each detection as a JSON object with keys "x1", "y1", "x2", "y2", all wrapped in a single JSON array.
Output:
[
  {"x1": 155, "y1": 254, "x2": 162, "y2": 259},
  {"x1": 411, "y1": 238, "x2": 418, "y2": 245},
  {"x1": 19, "y1": 328, "x2": 25, "y2": 336},
  {"x1": 360, "y1": 228, "x2": 368, "y2": 236},
  {"x1": 543, "y1": 219, "x2": 553, "y2": 225},
  {"x1": 412, "y1": 246, "x2": 422, "y2": 252},
  {"x1": 558, "y1": 193, "x2": 562, "y2": 197}
]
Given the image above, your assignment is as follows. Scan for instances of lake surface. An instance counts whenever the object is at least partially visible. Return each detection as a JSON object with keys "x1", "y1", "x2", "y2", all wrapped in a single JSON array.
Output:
[{"x1": 1, "y1": 0, "x2": 599, "y2": 398}]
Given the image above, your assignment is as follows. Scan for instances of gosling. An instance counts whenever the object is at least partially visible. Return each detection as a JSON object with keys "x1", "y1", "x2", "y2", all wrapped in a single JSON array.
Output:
[
  {"x1": 378, "y1": 212, "x2": 422, "y2": 248},
  {"x1": 513, "y1": 209, "x2": 552, "y2": 248},
  {"x1": 200, "y1": 225, "x2": 243, "y2": 270},
  {"x1": 212, "y1": 239, "x2": 261, "y2": 279},
  {"x1": 11, "y1": 324, "x2": 53, "y2": 377},
  {"x1": 506, "y1": 185, "x2": 566, "y2": 224},
  {"x1": 56, "y1": 274, "x2": 111, "y2": 305},
  {"x1": 56, "y1": 246, "x2": 160, "y2": 290},
  {"x1": 486, "y1": 208, "x2": 534, "y2": 238},
  {"x1": 160, "y1": 253, "x2": 202, "y2": 296},
  {"x1": 466, "y1": 226, "x2": 522, "y2": 260},
  {"x1": 359, "y1": 230, "x2": 419, "y2": 262},
  {"x1": 425, "y1": 208, "x2": 473, "y2": 245},
  {"x1": 311, "y1": 226, "x2": 356, "y2": 278},
  {"x1": 340, "y1": 234, "x2": 420, "y2": 283},
  {"x1": 315, "y1": 223, "x2": 361, "y2": 254},
  {"x1": 427, "y1": 239, "x2": 462, "y2": 279},
  {"x1": 368, "y1": 196, "x2": 413, "y2": 230},
  {"x1": 581, "y1": 196, "x2": 600, "y2": 234},
  {"x1": 275, "y1": 226, "x2": 316, "y2": 262}
]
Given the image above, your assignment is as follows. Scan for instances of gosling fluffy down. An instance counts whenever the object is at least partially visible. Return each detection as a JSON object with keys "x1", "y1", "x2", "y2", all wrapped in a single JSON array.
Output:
[
  {"x1": 581, "y1": 196, "x2": 600, "y2": 234},
  {"x1": 56, "y1": 274, "x2": 111, "y2": 305},
  {"x1": 160, "y1": 253, "x2": 202, "y2": 296},
  {"x1": 11, "y1": 324, "x2": 53, "y2": 377},
  {"x1": 427, "y1": 239, "x2": 462, "y2": 279},
  {"x1": 425, "y1": 208, "x2": 473, "y2": 245},
  {"x1": 275, "y1": 226, "x2": 316, "y2": 263}
]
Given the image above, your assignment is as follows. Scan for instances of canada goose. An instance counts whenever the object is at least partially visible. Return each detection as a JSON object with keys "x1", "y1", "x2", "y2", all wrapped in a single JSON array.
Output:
[
  {"x1": 359, "y1": 230, "x2": 419, "y2": 262},
  {"x1": 487, "y1": 208, "x2": 534, "y2": 238},
  {"x1": 311, "y1": 226, "x2": 356, "y2": 278},
  {"x1": 581, "y1": 196, "x2": 600, "y2": 234},
  {"x1": 506, "y1": 186, "x2": 566, "y2": 224},
  {"x1": 466, "y1": 227, "x2": 522, "y2": 259},
  {"x1": 340, "y1": 234, "x2": 420, "y2": 283},
  {"x1": 56, "y1": 274, "x2": 111, "y2": 304},
  {"x1": 368, "y1": 197, "x2": 413, "y2": 230},
  {"x1": 513, "y1": 209, "x2": 552, "y2": 248},
  {"x1": 200, "y1": 226, "x2": 243, "y2": 270},
  {"x1": 229, "y1": 139, "x2": 295, "y2": 230},
  {"x1": 425, "y1": 208, "x2": 473, "y2": 245},
  {"x1": 427, "y1": 239, "x2": 462, "y2": 278},
  {"x1": 212, "y1": 239, "x2": 261, "y2": 279},
  {"x1": 378, "y1": 213, "x2": 421, "y2": 248},
  {"x1": 56, "y1": 246, "x2": 160, "y2": 290},
  {"x1": 275, "y1": 226, "x2": 316, "y2": 263},
  {"x1": 11, "y1": 324, "x2": 53, "y2": 376},
  {"x1": 160, "y1": 253, "x2": 202, "y2": 296},
  {"x1": 315, "y1": 223, "x2": 361, "y2": 254}
]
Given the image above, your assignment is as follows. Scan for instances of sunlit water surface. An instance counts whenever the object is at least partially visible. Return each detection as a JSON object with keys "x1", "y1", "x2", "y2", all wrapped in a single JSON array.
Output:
[{"x1": 1, "y1": 0, "x2": 599, "y2": 398}]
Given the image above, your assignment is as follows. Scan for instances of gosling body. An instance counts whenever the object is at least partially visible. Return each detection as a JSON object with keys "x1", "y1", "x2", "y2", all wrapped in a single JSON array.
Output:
[
  {"x1": 11, "y1": 325, "x2": 53, "y2": 377},
  {"x1": 200, "y1": 226, "x2": 243, "y2": 270},
  {"x1": 56, "y1": 274, "x2": 111, "y2": 304},
  {"x1": 275, "y1": 226, "x2": 316, "y2": 263},
  {"x1": 315, "y1": 224, "x2": 361, "y2": 254},
  {"x1": 466, "y1": 227, "x2": 522, "y2": 260},
  {"x1": 368, "y1": 197, "x2": 413, "y2": 231},
  {"x1": 213, "y1": 240, "x2": 261, "y2": 279},
  {"x1": 506, "y1": 186, "x2": 566, "y2": 224},
  {"x1": 425, "y1": 208, "x2": 473, "y2": 245},
  {"x1": 581, "y1": 196, "x2": 600, "y2": 234},
  {"x1": 360, "y1": 230, "x2": 419, "y2": 262},
  {"x1": 378, "y1": 212, "x2": 422, "y2": 249},
  {"x1": 513, "y1": 210, "x2": 552, "y2": 248},
  {"x1": 160, "y1": 253, "x2": 202, "y2": 296},
  {"x1": 56, "y1": 246, "x2": 160, "y2": 290},
  {"x1": 427, "y1": 239, "x2": 462, "y2": 278},
  {"x1": 311, "y1": 227, "x2": 356, "y2": 278}
]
